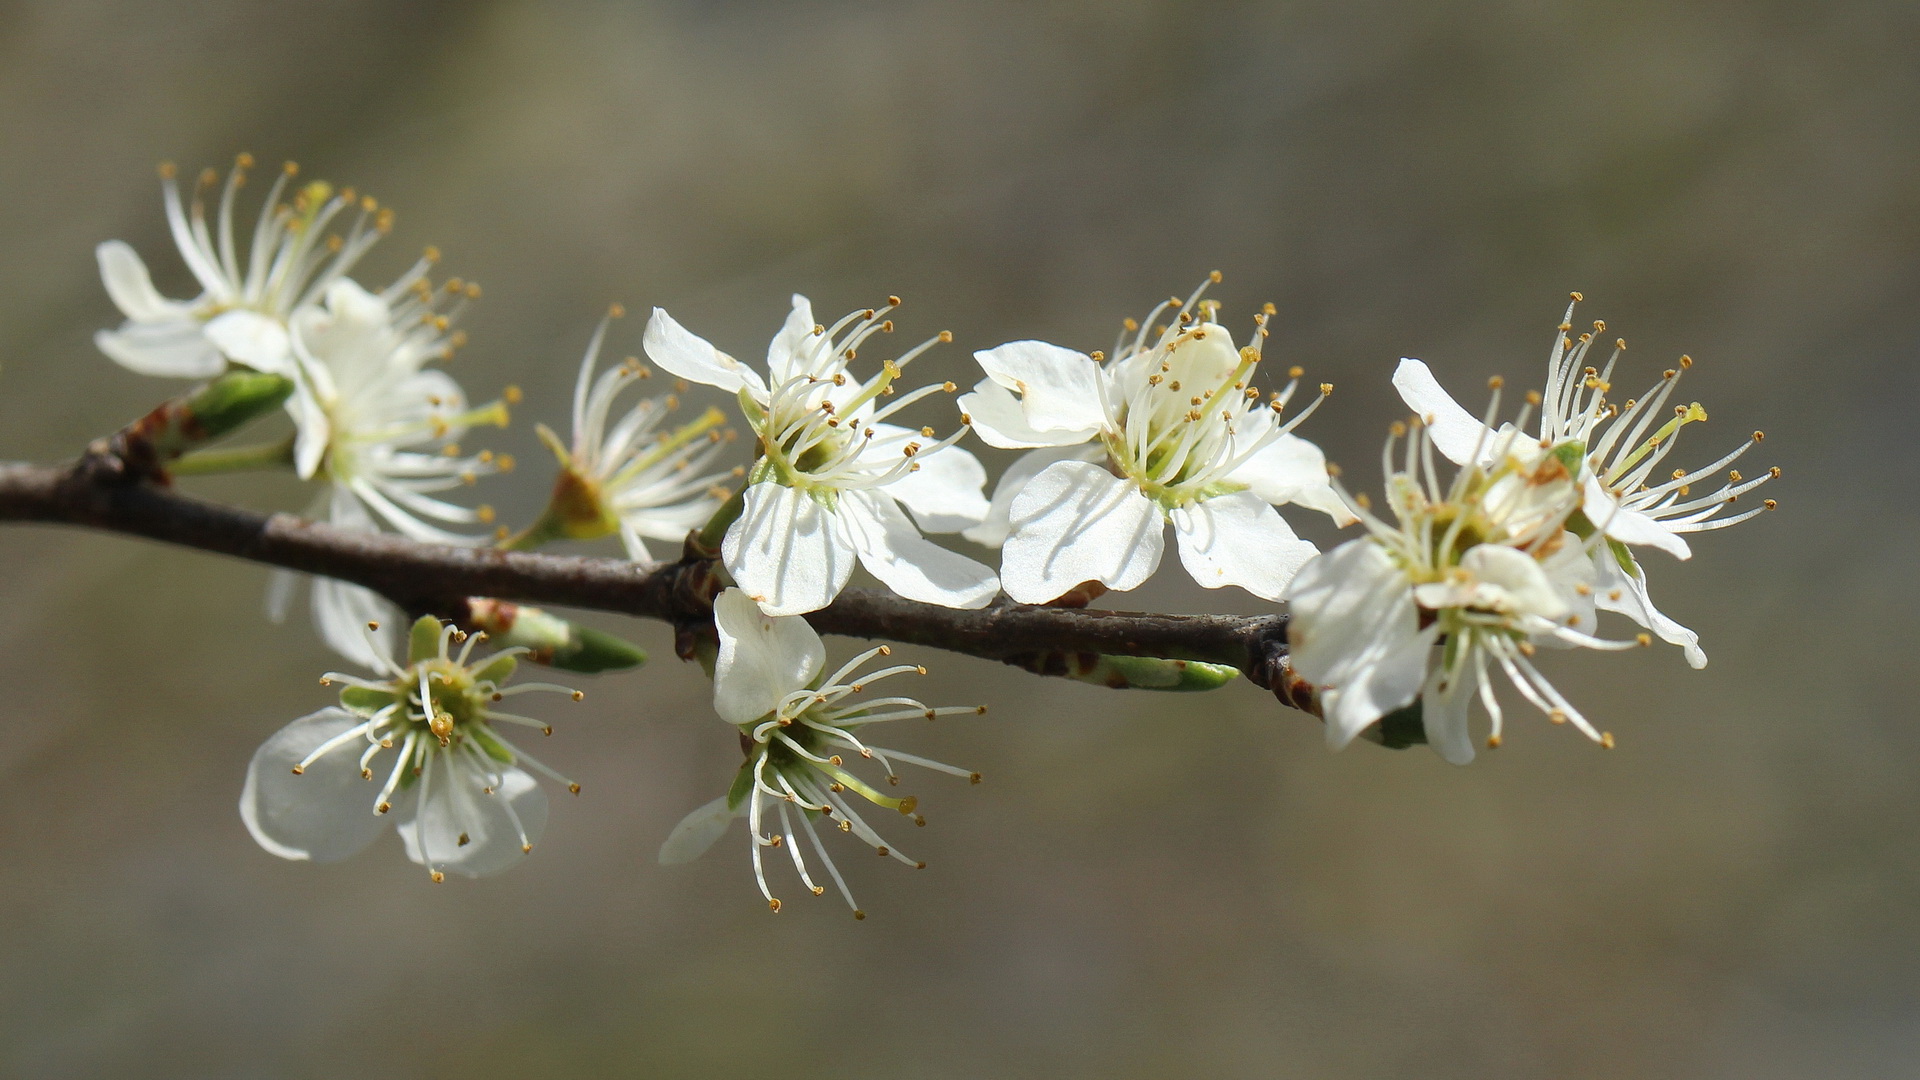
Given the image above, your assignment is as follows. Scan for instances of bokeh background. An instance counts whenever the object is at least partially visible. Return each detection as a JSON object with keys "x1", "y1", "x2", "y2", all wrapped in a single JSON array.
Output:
[{"x1": 0, "y1": 1, "x2": 1912, "y2": 1076}]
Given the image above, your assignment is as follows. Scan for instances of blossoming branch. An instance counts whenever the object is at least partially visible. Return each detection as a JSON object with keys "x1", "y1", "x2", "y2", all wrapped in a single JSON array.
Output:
[{"x1": 0, "y1": 155, "x2": 1778, "y2": 912}]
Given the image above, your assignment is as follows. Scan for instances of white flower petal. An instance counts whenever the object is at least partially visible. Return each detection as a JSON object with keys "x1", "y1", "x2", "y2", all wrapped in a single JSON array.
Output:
[
  {"x1": 868, "y1": 424, "x2": 991, "y2": 533},
  {"x1": 94, "y1": 322, "x2": 225, "y2": 378},
  {"x1": 1592, "y1": 546, "x2": 1707, "y2": 668},
  {"x1": 972, "y1": 340, "x2": 1108, "y2": 436},
  {"x1": 713, "y1": 587, "x2": 826, "y2": 726},
  {"x1": 1458, "y1": 544, "x2": 1571, "y2": 621},
  {"x1": 1584, "y1": 475, "x2": 1692, "y2": 559},
  {"x1": 766, "y1": 294, "x2": 817, "y2": 387},
  {"x1": 204, "y1": 310, "x2": 293, "y2": 375},
  {"x1": 841, "y1": 490, "x2": 1000, "y2": 609},
  {"x1": 96, "y1": 240, "x2": 191, "y2": 322},
  {"x1": 239, "y1": 707, "x2": 389, "y2": 863},
  {"x1": 1284, "y1": 539, "x2": 1432, "y2": 746},
  {"x1": 396, "y1": 758, "x2": 548, "y2": 878},
  {"x1": 1420, "y1": 666, "x2": 1479, "y2": 765},
  {"x1": 1393, "y1": 358, "x2": 1496, "y2": 467},
  {"x1": 1170, "y1": 491, "x2": 1319, "y2": 600},
  {"x1": 1159, "y1": 323, "x2": 1241, "y2": 392},
  {"x1": 959, "y1": 378, "x2": 1096, "y2": 450},
  {"x1": 658, "y1": 796, "x2": 742, "y2": 865},
  {"x1": 1229, "y1": 433, "x2": 1356, "y2": 525},
  {"x1": 312, "y1": 576, "x2": 401, "y2": 670},
  {"x1": 961, "y1": 444, "x2": 1103, "y2": 547},
  {"x1": 1001, "y1": 460, "x2": 1164, "y2": 603},
  {"x1": 722, "y1": 482, "x2": 856, "y2": 616},
  {"x1": 288, "y1": 379, "x2": 331, "y2": 480},
  {"x1": 643, "y1": 307, "x2": 768, "y2": 400}
]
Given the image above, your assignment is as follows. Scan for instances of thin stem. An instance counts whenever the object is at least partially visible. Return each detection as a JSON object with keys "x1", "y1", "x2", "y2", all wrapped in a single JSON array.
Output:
[{"x1": 169, "y1": 436, "x2": 296, "y2": 476}]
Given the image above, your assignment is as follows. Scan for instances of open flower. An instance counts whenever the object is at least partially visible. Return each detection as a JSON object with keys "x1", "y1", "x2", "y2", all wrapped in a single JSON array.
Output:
[
  {"x1": 240, "y1": 615, "x2": 585, "y2": 880},
  {"x1": 96, "y1": 155, "x2": 424, "y2": 379},
  {"x1": 1284, "y1": 396, "x2": 1645, "y2": 764},
  {"x1": 508, "y1": 310, "x2": 738, "y2": 558},
  {"x1": 659, "y1": 589, "x2": 984, "y2": 917},
  {"x1": 962, "y1": 276, "x2": 1350, "y2": 604},
  {"x1": 1392, "y1": 293, "x2": 1778, "y2": 667},
  {"x1": 268, "y1": 277, "x2": 508, "y2": 666},
  {"x1": 643, "y1": 295, "x2": 997, "y2": 615}
]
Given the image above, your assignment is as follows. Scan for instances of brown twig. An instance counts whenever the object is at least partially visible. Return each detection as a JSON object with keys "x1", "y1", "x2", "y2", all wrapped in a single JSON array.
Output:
[{"x1": 0, "y1": 457, "x2": 1307, "y2": 696}]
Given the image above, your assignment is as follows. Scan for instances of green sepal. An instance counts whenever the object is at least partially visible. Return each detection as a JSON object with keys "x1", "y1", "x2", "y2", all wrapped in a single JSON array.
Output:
[
  {"x1": 1369, "y1": 702, "x2": 1428, "y2": 749},
  {"x1": 339, "y1": 685, "x2": 399, "y2": 716},
  {"x1": 1549, "y1": 439, "x2": 1587, "y2": 474},
  {"x1": 1607, "y1": 537, "x2": 1638, "y2": 577},
  {"x1": 407, "y1": 615, "x2": 444, "y2": 665},
  {"x1": 467, "y1": 723, "x2": 517, "y2": 765},
  {"x1": 1564, "y1": 508, "x2": 1597, "y2": 540},
  {"x1": 725, "y1": 752, "x2": 757, "y2": 812},
  {"x1": 472, "y1": 653, "x2": 519, "y2": 686}
]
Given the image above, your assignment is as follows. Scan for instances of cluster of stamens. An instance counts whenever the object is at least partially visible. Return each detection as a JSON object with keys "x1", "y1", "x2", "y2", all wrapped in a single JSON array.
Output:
[
  {"x1": 737, "y1": 643, "x2": 985, "y2": 918},
  {"x1": 753, "y1": 298, "x2": 966, "y2": 495},
  {"x1": 1538, "y1": 294, "x2": 1779, "y2": 536},
  {"x1": 1098, "y1": 273, "x2": 1331, "y2": 506},
  {"x1": 163, "y1": 153, "x2": 404, "y2": 320},
  {"x1": 303, "y1": 618, "x2": 585, "y2": 881},
  {"x1": 1343, "y1": 384, "x2": 1647, "y2": 749}
]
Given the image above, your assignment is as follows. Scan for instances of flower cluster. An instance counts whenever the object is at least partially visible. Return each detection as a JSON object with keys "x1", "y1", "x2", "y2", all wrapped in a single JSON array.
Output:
[
  {"x1": 240, "y1": 615, "x2": 584, "y2": 880},
  {"x1": 1285, "y1": 295, "x2": 1777, "y2": 761},
  {"x1": 96, "y1": 156, "x2": 520, "y2": 666},
  {"x1": 85, "y1": 157, "x2": 1773, "y2": 908}
]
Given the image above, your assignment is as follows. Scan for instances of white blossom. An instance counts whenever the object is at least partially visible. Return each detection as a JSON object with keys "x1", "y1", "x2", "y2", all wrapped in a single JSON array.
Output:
[
  {"x1": 659, "y1": 589, "x2": 984, "y2": 917},
  {"x1": 517, "y1": 312, "x2": 737, "y2": 559},
  {"x1": 962, "y1": 276, "x2": 1350, "y2": 604},
  {"x1": 1393, "y1": 294, "x2": 1777, "y2": 667},
  {"x1": 1284, "y1": 402, "x2": 1645, "y2": 764},
  {"x1": 643, "y1": 295, "x2": 997, "y2": 615},
  {"x1": 240, "y1": 616, "x2": 584, "y2": 880},
  {"x1": 269, "y1": 277, "x2": 508, "y2": 666},
  {"x1": 96, "y1": 155, "x2": 422, "y2": 379}
]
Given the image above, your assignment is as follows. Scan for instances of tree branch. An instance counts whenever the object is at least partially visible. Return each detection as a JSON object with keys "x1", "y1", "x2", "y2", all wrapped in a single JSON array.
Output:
[{"x1": 0, "y1": 458, "x2": 1303, "y2": 694}]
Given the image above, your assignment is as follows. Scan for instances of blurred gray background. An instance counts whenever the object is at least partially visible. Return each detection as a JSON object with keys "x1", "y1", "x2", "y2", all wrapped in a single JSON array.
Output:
[{"x1": 0, "y1": 1, "x2": 1911, "y2": 1077}]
